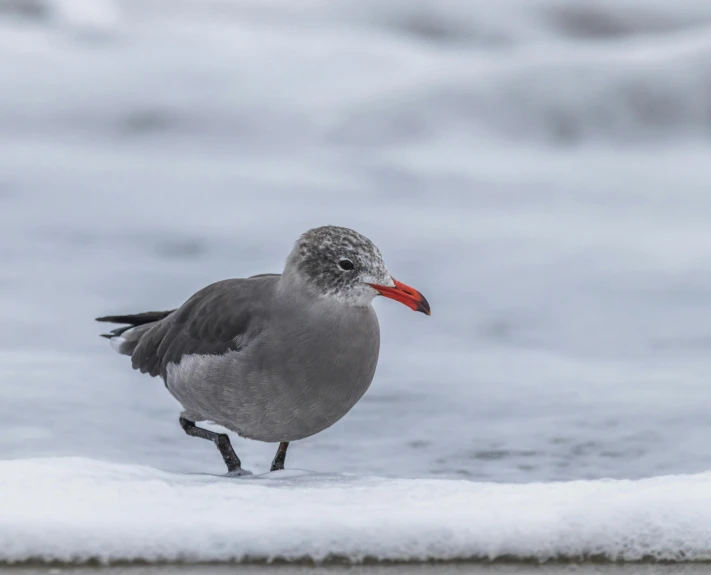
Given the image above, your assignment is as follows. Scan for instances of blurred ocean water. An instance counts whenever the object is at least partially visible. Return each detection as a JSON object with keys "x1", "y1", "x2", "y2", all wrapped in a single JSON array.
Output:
[{"x1": 1, "y1": 0, "x2": 711, "y2": 481}]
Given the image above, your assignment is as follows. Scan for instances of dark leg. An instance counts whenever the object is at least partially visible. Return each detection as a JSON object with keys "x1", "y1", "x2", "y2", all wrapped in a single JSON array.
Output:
[
  {"x1": 179, "y1": 416, "x2": 243, "y2": 473},
  {"x1": 270, "y1": 442, "x2": 289, "y2": 472}
]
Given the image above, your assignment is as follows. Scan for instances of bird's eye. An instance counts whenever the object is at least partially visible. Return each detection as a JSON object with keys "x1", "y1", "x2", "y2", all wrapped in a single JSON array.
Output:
[{"x1": 338, "y1": 259, "x2": 354, "y2": 271}]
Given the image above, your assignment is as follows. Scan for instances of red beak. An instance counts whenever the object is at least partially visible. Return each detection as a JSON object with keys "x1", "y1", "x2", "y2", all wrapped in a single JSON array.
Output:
[{"x1": 369, "y1": 278, "x2": 431, "y2": 315}]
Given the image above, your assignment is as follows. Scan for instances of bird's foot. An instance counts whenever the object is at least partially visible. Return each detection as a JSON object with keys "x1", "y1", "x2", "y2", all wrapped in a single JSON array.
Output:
[{"x1": 224, "y1": 467, "x2": 253, "y2": 478}]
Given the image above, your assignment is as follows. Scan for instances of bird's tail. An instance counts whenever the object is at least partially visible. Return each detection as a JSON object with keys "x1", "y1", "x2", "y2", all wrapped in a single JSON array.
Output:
[{"x1": 96, "y1": 310, "x2": 174, "y2": 356}]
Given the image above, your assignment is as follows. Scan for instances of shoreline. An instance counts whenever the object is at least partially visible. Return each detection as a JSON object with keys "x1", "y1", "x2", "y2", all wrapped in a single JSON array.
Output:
[
  {"x1": 5, "y1": 559, "x2": 711, "y2": 567},
  {"x1": 3, "y1": 563, "x2": 711, "y2": 575}
]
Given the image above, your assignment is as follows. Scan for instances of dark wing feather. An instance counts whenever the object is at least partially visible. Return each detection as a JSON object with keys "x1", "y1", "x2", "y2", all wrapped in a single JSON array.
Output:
[
  {"x1": 131, "y1": 275, "x2": 279, "y2": 379},
  {"x1": 96, "y1": 311, "x2": 176, "y2": 339}
]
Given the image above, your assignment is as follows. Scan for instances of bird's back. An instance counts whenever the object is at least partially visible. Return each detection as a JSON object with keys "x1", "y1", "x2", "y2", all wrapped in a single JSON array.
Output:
[{"x1": 131, "y1": 275, "x2": 280, "y2": 379}]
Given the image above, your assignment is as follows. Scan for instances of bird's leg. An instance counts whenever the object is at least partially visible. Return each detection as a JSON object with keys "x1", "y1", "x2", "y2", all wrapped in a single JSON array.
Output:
[
  {"x1": 270, "y1": 442, "x2": 289, "y2": 472},
  {"x1": 179, "y1": 416, "x2": 244, "y2": 474}
]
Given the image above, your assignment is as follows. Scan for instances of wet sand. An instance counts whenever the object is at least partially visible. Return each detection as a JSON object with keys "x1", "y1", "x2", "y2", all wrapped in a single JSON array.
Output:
[{"x1": 3, "y1": 565, "x2": 711, "y2": 575}]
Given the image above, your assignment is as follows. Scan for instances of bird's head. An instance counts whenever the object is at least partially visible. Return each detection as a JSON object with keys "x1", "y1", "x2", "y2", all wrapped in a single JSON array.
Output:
[{"x1": 283, "y1": 225, "x2": 430, "y2": 315}]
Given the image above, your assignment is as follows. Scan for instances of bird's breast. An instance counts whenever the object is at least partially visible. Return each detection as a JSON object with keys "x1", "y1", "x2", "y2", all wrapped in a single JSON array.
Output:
[
  {"x1": 252, "y1": 304, "x2": 381, "y2": 440},
  {"x1": 282, "y1": 304, "x2": 379, "y2": 390}
]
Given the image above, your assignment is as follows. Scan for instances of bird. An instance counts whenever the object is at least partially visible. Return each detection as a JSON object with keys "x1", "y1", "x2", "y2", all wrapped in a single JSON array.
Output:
[{"x1": 96, "y1": 225, "x2": 430, "y2": 475}]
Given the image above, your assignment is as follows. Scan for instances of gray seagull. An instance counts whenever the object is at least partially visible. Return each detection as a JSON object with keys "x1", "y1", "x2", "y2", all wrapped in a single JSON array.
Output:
[{"x1": 97, "y1": 225, "x2": 430, "y2": 475}]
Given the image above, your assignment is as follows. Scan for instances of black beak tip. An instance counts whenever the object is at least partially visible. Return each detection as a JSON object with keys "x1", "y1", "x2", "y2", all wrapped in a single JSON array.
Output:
[{"x1": 417, "y1": 295, "x2": 431, "y2": 316}]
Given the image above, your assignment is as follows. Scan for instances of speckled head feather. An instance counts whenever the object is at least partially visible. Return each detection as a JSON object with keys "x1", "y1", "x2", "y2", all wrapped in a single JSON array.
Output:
[{"x1": 284, "y1": 225, "x2": 393, "y2": 305}]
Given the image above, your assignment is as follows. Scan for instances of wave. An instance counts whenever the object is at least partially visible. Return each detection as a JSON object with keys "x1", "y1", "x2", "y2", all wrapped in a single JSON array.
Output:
[
  {"x1": 2, "y1": 0, "x2": 711, "y2": 145},
  {"x1": 331, "y1": 31, "x2": 711, "y2": 146},
  {"x1": 2, "y1": 458, "x2": 711, "y2": 564},
  {"x1": 120, "y1": 0, "x2": 711, "y2": 45}
]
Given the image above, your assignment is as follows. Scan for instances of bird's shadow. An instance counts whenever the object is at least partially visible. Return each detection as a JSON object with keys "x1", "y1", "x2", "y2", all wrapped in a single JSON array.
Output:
[{"x1": 186, "y1": 467, "x2": 358, "y2": 486}]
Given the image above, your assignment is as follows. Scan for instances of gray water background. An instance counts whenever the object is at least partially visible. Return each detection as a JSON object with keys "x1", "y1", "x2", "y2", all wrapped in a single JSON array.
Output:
[{"x1": 2, "y1": 0, "x2": 711, "y2": 481}]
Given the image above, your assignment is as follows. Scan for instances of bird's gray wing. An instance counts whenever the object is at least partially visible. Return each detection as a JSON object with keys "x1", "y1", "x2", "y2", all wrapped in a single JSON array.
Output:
[{"x1": 132, "y1": 275, "x2": 280, "y2": 379}]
